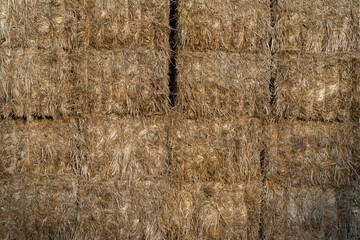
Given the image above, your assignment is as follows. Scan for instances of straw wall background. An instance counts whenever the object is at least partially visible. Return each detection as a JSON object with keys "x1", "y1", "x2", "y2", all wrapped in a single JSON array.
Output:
[{"x1": 0, "y1": 0, "x2": 359, "y2": 239}]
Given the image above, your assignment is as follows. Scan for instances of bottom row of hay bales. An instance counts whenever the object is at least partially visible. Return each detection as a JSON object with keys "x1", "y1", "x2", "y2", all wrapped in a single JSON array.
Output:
[{"x1": 1, "y1": 175, "x2": 359, "y2": 239}]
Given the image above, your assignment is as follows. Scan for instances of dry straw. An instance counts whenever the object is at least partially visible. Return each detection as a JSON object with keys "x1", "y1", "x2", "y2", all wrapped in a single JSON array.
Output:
[
  {"x1": 274, "y1": 53, "x2": 359, "y2": 121},
  {"x1": 0, "y1": 48, "x2": 170, "y2": 118},
  {"x1": 263, "y1": 182, "x2": 339, "y2": 240},
  {"x1": 72, "y1": 48, "x2": 170, "y2": 116},
  {"x1": 0, "y1": 0, "x2": 170, "y2": 50},
  {"x1": 178, "y1": 0, "x2": 271, "y2": 53},
  {"x1": 170, "y1": 116, "x2": 264, "y2": 184},
  {"x1": 0, "y1": 175, "x2": 78, "y2": 240},
  {"x1": 171, "y1": 181, "x2": 261, "y2": 239},
  {"x1": 76, "y1": 114, "x2": 170, "y2": 181},
  {"x1": 265, "y1": 121, "x2": 359, "y2": 186},
  {"x1": 0, "y1": 48, "x2": 72, "y2": 119},
  {"x1": 0, "y1": 118, "x2": 78, "y2": 176},
  {"x1": 176, "y1": 51, "x2": 271, "y2": 119},
  {"x1": 274, "y1": 0, "x2": 358, "y2": 54}
]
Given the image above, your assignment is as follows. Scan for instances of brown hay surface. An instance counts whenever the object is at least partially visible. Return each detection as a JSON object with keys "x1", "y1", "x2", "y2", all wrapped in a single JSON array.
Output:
[
  {"x1": 275, "y1": 53, "x2": 359, "y2": 121},
  {"x1": 76, "y1": 114, "x2": 170, "y2": 181},
  {"x1": 265, "y1": 121, "x2": 359, "y2": 186},
  {"x1": 263, "y1": 182, "x2": 338, "y2": 240},
  {"x1": 0, "y1": 48, "x2": 72, "y2": 119},
  {"x1": 171, "y1": 117, "x2": 263, "y2": 184},
  {"x1": 178, "y1": 0, "x2": 271, "y2": 53},
  {"x1": 0, "y1": 0, "x2": 169, "y2": 50},
  {"x1": 0, "y1": 175, "x2": 78, "y2": 239},
  {"x1": 176, "y1": 51, "x2": 271, "y2": 119},
  {"x1": 274, "y1": 0, "x2": 357, "y2": 54},
  {"x1": 77, "y1": 179, "x2": 171, "y2": 239},
  {"x1": 171, "y1": 181, "x2": 261, "y2": 239},
  {"x1": 72, "y1": 48, "x2": 170, "y2": 116},
  {"x1": 0, "y1": 118, "x2": 78, "y2": 176}
]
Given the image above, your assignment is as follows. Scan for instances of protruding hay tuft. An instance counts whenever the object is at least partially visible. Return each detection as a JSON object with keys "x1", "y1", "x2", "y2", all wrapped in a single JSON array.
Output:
[
  {"x1": 171, "y1": 117, "x2": 263, "y2": 184},
  {"x1": 265, "y1": 121, "x2": 359, "y2": 186},
  {"x1": 0, "y1": 0, "x2": 170, "y2": 50},
  {"x1": 171, "y1": 181, "x2": 261, "y2": 239},
  {"x1": 263, "y1": 183, "x2": 339, "y2": 240},
  {"x1": 176, "y1": 51, "x2": 271, "y2": 119},
  {"x1": 274, "y1": 53, "x2": 359, "y2": 121},
  {"x1": 0, "y1": 175, "x2": 78, "y2": 240},
  {"x1": 76, "y1": 114, "x2": 170, "y2": 181},
  {"x1": 0, "y1": 48, "x2": 72, "y2": 119},
  {"x1": 72, "y1": 48, "x2": 170, "y2": 116},
  {"x1": 0, "y1": 118, "x2": 78, "y2": 176},
  {"x1": 274, "y1": 0, "x2": 358, "y2": 54},
  {"x1": 178, "y1": 0, "x2": 271, "y2": 53}
]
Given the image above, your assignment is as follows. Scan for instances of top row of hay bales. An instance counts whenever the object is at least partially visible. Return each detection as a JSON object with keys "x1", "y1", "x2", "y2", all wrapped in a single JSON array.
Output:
[
  {"x1": 1, "y1": 0, "x2": 358, "y2": 53},
  {"x1": 178, "y1": 0, "x2": 360, "y2": 54}
]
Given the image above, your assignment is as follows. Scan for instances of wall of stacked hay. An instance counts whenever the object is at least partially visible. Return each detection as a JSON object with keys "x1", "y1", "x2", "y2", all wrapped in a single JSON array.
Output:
[{"x1": 0, "y1": 0, "x2": 359, "y2": 239}]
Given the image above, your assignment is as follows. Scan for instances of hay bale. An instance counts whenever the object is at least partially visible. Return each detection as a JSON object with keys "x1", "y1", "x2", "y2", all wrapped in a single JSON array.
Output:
[
  {"x1": 0, "y1": 175, "x2": 78, "y2": 239},
  {"x1": 274, "y1": 0, "x2": 357, "y2": 53},
  {"x1": 170, "y1": 181, "x2": 261, "y2": 239},
  {"x1": 76, "y1": 115, "x2": 170, "y2": 181},
  {"x1": 0, "y1": 0, "x2": 169, "y2": 50},
  {"x1": 77, "y1": 179, "x2": 171, "y2": 239},
  {"x1": 171, "y1": 117, "x2": 263, "y2": 184},
  {"x1": 176, "y1": 51, "x2": 271, "y2": 118},
  {"x1": 0, "y1": 48, "x2": 72, "y2": 119},
  {"x1": 265, "y1": 121, "x2": 359, "y2": 186},
  {"x1": 0, "y1": 119, "x2": 78, "y2": 176},
  {"x1": 274, "y1": 53, "x2": 359, "y2": 121},
  {"x1": 178, "y1": 0, "x2": 271, "y2": 52},
  {"x1": 72, "y1": 48, "x2": 170, "y2": 116},
  {"x1": 263, "y1": 183, "x2": 338, "y2": 240}
]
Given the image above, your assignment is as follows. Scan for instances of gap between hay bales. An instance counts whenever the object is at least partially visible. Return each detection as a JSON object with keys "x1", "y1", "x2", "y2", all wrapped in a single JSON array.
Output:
[{"x1": 169, "y1": 0, "x2": 179, "y2": 107}]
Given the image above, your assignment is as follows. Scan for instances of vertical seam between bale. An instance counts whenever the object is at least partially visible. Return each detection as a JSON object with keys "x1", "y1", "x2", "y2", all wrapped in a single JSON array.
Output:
[{"x1": 168, "y1": 0, "x2": 178, "y2": 107}]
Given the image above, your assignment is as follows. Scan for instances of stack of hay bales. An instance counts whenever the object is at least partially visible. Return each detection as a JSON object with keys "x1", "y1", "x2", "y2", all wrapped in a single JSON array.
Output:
[
  {"x1": 0, "y1": 0, "x2": 174, "y2": 238},
  {"x1": 264, "y1": 0, "x2": 360, "y2": 239},
  {"x1": 171, "y1": 0, "x2": 270, "y2": 238}
]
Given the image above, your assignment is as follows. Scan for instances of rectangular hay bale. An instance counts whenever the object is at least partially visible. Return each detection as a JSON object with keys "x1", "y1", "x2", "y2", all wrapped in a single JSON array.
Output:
[
  {"x1": 178, "y1": 0, "x2": 271, "y2": 53},
  {"x1": 170, "y1": 181, "x2": 261, "y2": 239},
  {"x1": 263, "y1": 183, "x2": 339, "y2": 240},
  {"x1": 176, "y1": 51, "x2": 271, "y2": 118},
  {"x1": 0, "y1": 175, "x2": 78, "y2": 239},
  {"x1": 0, "y1": 119, "x2": 78, "y2": 176},
  {"x1": 0, "y1": 48, "x2": 72, "y2": 119},
  {"x1": 77, "y1": 179, "x2": 172, "y2": 239},
  {"x1": 274, "y1": 53, "x2": 359, "y2": 121},
  {"x1": 0, "y1": 0, "x2": 170, "y2": 50},
  {"x1": 265, "y1": 121, "x2": 359, "y2": 186},
  {"x1": 76, "y1": 115, "x2": 170, "y2": 181},
  {"x1": 171, "y1": 117, "x2": 263, "y2": 184},
  {"x1": 274, "y1": 0, "x2": 358, "y2": 54},
  {"x1": 72, "y1": 48, "x2": 170, "y2": 116}
]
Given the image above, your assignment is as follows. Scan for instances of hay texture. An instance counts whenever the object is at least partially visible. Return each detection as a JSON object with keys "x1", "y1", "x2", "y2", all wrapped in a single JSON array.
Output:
[
  {"x1": 72, "y1": 48, "x2": 170, "y2": 116},
  {"x1": 171, "y1": 117, "x2": 263, "y2": 184},
  {"x1": 177, "y1": 0, "x2": 271, "y2": 53},
  {"x1": 0, "y1": 175, "x2": 78, "y2": 240},
  {"x1": 171, "y1": 181, "x2": 261, "y2": 239},
  {"x1": 274, "y1": 0, "x2": 358, "y2": 54},
  {"x1": 265, "y1": 121, "x2": 359, "y2": 186},
  {"x1": 0, "y1": 119, "x2": 78, "y2": 177},
  {"x1": 176, "y1": 51, "x2": 271, "y2": 118},
  {"x1": 0, "y1": 48, "x2": 72, "y2": 119},
  {"x1": 263, "y1": 183, "x2": 338, "y2": 240},
  {"x1": 76, "y1": 115, "x2": 169, "y2": 181},
  {"x1": 77, "y1": 179, "x2": 171, "y2": 239},
  {"x1": 274, "y1": 53, "x2": 359, "y2": 121},
  {"x1": 0, "y1": 0, "x2": 170, "y2": 50}
]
